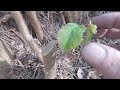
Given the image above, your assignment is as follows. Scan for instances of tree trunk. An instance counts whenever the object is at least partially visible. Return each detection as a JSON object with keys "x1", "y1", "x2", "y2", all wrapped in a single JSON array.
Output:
[{"x1": 63, "y1": 11, "x2": 83, "y2": 23}]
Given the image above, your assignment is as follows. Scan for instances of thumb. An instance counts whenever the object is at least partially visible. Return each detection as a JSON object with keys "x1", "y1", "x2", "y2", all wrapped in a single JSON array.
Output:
[{"x1": 81, "y1": 43, "x2": 120, "y2": 79}]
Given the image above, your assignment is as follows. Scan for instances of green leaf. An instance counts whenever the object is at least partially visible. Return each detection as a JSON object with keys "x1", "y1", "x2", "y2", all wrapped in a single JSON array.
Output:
[
  {"x1": 81, "y1": 21, "x2": 97, "y2": 45},
  {"x1": 88, "y1": 21, "x2": 97, "y2": 34},
  {"x1": 57, "y1": 23, "x2": 85, "y2": 52}
]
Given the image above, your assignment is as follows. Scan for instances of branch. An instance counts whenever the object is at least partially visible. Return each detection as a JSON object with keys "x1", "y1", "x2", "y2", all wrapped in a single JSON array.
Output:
[
  {"x1": 64, "y1": 11, "x2": 73, "y2": 23},
  {"x1": 63, "y1": 11, "x2": 80, "y2": 23},
  {"x1": 10, "y1": 11, "x2": 44, "y2": 63},
  {"x1": 25, "y1": 11, "x2": 43, "y2": 42},
  {"x1": 59, "y1": 11, "x2": 66, "y2": 25},
  {"x1": 11, "y1": 11, "x2": 57, "y2": 79}
]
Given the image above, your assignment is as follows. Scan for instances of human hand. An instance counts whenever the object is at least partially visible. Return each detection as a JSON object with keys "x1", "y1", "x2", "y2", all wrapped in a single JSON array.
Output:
[{"x1": 81, "y1": 12, "x2": 120, "y2": 79}]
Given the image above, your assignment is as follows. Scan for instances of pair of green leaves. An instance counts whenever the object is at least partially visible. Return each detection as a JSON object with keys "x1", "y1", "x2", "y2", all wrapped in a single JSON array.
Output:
[{"x1": 57, "y1": 21, "x2": 97, "y2": 53}]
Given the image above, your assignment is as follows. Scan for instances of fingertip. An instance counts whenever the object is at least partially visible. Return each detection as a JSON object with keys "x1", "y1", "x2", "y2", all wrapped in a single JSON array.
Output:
[
  {"x1": 81, "y1": 42, "x2": 120, "y2": 79},
  {"x1": 81, "y1": 43, "x2": 106, "y2": 67},
  {"x1": 92, "y1": 12, "x2": 120, "y2": 29},
  {"x1": 93, "y1": 29, "x2": 108, "y2": 39}
]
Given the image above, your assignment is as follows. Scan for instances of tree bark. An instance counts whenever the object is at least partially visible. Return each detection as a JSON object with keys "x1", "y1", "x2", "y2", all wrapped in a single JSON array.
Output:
[
  {"x1": 11, "y1": 11, "x2": 57, "y2": 79},
  {"x1": 25, "y1": 11, "x2": 43, "y2": 42},
  {"x1": 63, "y1": 11, "x2": 83, "y2": 23}
]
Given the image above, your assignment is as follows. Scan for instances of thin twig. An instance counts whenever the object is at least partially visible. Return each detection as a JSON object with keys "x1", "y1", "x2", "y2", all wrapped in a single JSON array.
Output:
[
  {"x1": 32, "y1": 65, "x2": 38, "y2": 79},
  {"x1": 10, "y1": 29, "x2": 27, "y2": 50},
  {"x1": 40, "y1": 11, "x2": 49, "y2": 21},
  {"x1": 0, "y1": 13, "x2": 11, "y2": 23},
  {"x1": 10, "y1": 29, "x2": 26, "y2": 44},
  {"x1": 4, "y1": 33, "x2": 16, "y2": 40},
  {"x1": 0, "y1": 38, "x2": 20, "y2": 51},
  {"x1": 16, "y1": 59, "x2": 26, "y2": 72}
]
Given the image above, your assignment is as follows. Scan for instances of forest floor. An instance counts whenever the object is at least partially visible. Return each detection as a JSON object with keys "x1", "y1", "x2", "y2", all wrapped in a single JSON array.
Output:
[{"x1": 0, "y1": 11, "x2": 118, "y2": 79}]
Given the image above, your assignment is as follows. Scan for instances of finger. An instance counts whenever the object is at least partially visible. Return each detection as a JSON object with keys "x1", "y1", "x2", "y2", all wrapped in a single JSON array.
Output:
[
  {"x1": 106, "y1": 28, "x2": 120, "y2": 38},
  {"x1": 109, "y1": 44, "x2": 120, "y2": 51},
  {"x1": 81, "y1": 42, "x2": 120, "y2": 79},
  {"x1": 94, "y1": 29, "x2": 108, "y2": 38},
  {"x1": 94, "y1": 28, "x2": 120, "y2": 39},
  {"x1": 92, "y1": 12, "x2": 120, "y2": 29}
]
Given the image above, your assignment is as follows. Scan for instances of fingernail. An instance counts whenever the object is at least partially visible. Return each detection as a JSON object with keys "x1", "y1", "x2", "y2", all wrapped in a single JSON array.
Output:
[{"x1": 81, "y1": 43, "x2": 106, "y2": 67}]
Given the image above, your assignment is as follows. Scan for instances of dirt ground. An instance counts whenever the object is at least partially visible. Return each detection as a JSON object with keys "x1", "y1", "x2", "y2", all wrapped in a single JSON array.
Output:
[{"x1": 0, "y1": 11, "x2": 118, "y2": 79}]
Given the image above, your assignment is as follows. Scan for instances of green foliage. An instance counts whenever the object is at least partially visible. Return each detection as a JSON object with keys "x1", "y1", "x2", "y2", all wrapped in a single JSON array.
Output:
[
  {"x1": 81, "y1": 21, "x2": 97, "y2": 45},
  {"x1": 57, "y1": 21, "x2": 97, "y2": 53}
]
